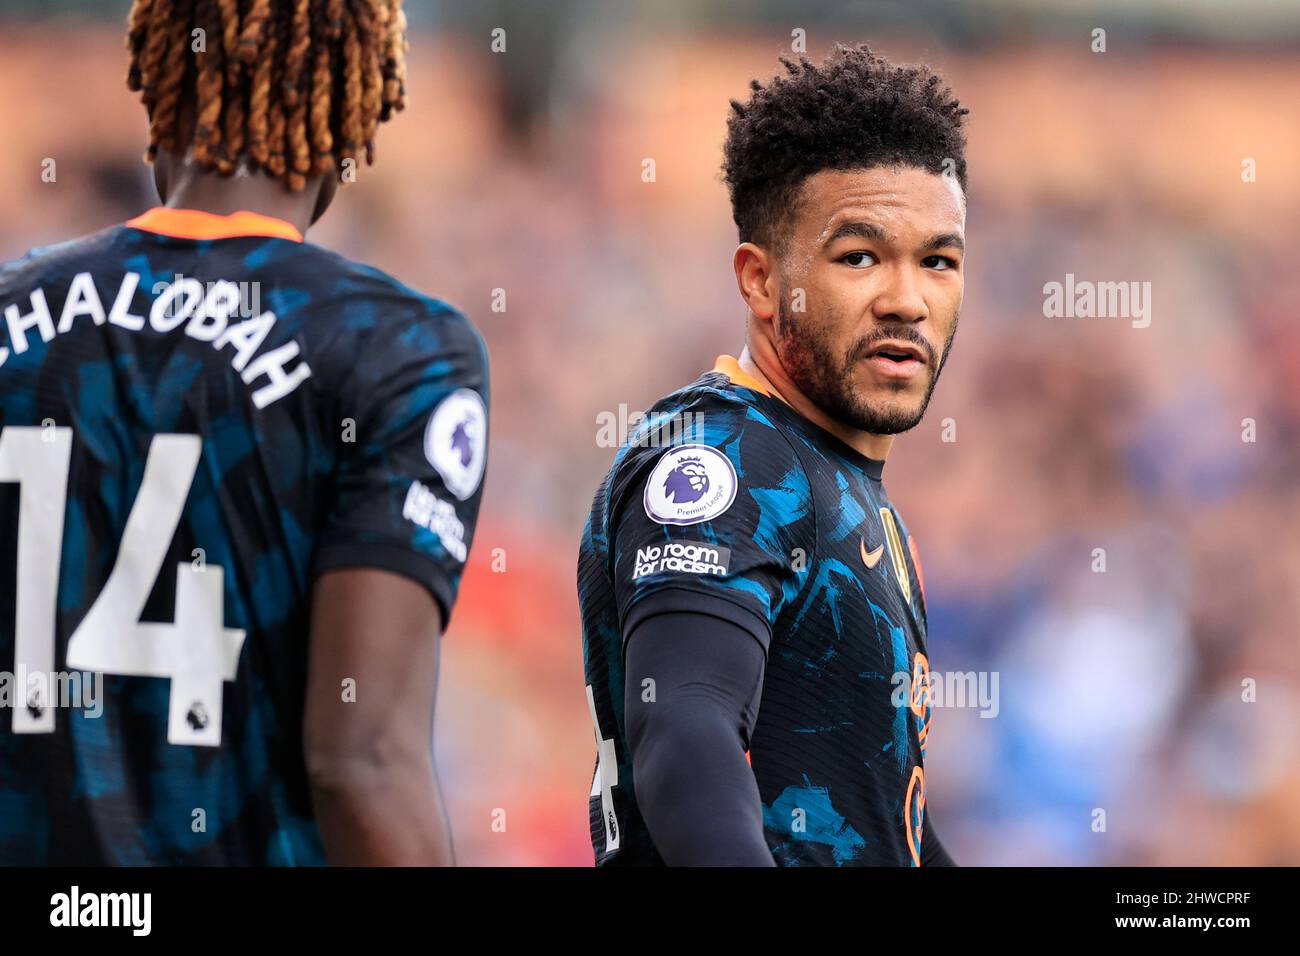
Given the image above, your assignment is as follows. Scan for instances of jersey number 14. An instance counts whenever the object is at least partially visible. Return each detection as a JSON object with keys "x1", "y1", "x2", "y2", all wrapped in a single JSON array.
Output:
[{"x1": 0, "y1": 426, "x2": 246, "y2": 747}]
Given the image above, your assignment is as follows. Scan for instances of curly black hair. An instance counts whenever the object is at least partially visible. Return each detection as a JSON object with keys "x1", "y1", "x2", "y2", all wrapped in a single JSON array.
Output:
[{"x1": 722, "y1": 44, "x2": 969, "y2": 252}]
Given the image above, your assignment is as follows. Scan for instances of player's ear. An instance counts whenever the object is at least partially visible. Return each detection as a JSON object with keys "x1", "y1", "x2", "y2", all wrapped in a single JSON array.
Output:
[{"x1": 733, "y1": 242, "x2": 778, "y2": 321}]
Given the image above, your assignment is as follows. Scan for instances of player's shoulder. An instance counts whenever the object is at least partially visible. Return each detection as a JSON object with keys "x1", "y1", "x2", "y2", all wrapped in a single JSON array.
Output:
[
  {"x1": 300, "y1": 244, "x2": 479, "y2": 337},
  {"x1": 606, "y1": 363, "x2": 811, "y2": 517},
  {"x1": 0, "y1": 225, "x2": 126, "y2": 292},
  {"x1": 617, "y1": 365, "x2": 796, "y2": 467},
  {"x1": 293, "y1": 245, "x2": 488, "y2": 391}
]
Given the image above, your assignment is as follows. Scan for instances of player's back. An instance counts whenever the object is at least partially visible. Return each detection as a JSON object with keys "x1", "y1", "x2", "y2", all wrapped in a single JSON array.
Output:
[{"x1": 0, "y1": 208, "x2": 488, "y2": 864}]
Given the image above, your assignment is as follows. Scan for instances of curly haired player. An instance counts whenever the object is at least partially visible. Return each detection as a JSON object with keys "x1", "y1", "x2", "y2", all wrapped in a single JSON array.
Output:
[
  {"x1": 579, "y1": 44, "x2": 965, "y2": 865},
  {"x1": 0, "y1": 0, "x2": 488, "y2": 865}
]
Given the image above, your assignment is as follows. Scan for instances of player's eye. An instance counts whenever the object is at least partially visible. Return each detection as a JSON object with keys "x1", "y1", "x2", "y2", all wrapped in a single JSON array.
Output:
[
  {"x1": 840, "y1": 251, "x2": 877, "y2": 268},
  {"x1": 923, "y1": 255, "x2": 959, "y2": 271}
]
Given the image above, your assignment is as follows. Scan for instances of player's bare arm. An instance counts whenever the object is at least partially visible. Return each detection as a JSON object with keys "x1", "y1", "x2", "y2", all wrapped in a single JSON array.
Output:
[{"x1": 305, "y1": 569, "x2": 453, "y2": 866}]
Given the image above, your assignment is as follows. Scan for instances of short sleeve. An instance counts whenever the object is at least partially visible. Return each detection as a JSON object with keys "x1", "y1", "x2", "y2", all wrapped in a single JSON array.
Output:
[
  {"x1": 311, "y1": 302, "x2": 489, "y2": 625},
  {"x1": 608, "y1": 402, "x2": 814, "y2": 654}
]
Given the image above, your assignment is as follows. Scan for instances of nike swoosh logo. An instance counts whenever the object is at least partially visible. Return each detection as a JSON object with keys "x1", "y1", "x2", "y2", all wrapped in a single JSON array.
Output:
[{"x1": 860, "y1": 537, "x2": 884, "y2": 569}]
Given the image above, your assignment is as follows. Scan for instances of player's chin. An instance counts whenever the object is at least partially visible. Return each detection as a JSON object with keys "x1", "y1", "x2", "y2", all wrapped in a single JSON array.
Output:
[
  {"x1": 850, "y1": 386, "x2": 930, "y2": 434},
  {"x1": 854, "y1": 366, "x2": 927, "y2": 404}
]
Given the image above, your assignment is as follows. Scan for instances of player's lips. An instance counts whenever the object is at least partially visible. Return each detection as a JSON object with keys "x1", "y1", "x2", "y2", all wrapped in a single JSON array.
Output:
[{"x1": 862, "y1": 340, "x2": 926, "y2": 380}]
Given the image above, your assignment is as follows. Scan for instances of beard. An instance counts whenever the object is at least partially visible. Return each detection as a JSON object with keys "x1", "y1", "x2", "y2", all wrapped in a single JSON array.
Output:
[{"x1": 774, "y1": 290, "x2": 958, "y2": 436}]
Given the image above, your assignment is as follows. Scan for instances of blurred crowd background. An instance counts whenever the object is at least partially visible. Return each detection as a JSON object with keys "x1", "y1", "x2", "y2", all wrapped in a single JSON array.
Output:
[{"x1": 1, "y1": 0, "x2": 1297, "y2": 865}]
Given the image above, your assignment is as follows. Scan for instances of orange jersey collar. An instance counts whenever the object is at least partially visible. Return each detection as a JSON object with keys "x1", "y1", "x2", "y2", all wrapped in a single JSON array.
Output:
[
  {"x1": 125, "y1": 207, "x2": 303, "y2": 243},
  {"x1": 711, "y1": 354, "x2": 778, "y2": 399}
]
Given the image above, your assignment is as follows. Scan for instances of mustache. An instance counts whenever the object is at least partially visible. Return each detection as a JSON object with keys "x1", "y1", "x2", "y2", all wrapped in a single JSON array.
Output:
[{"x1": 847, "y1": 328, "x2": 939, "y2": 367}]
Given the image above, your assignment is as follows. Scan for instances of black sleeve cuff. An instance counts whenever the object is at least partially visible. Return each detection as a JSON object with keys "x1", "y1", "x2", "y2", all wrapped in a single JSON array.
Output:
[
  {"x1": 622, "y1": 586, "x2": 772, "y2": 658},
  {"x1": 312, "y1": 540, "x2": 457, "y2": 629}
]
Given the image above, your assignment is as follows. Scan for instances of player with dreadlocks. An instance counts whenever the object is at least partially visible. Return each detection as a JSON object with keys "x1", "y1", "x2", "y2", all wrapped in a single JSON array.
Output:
[
  {"x1": 0, "y1": 1, "x2": 488, "y2": 865},
  {"x1": 126, "y1": 0, "x2": 409, "y2": 202}
]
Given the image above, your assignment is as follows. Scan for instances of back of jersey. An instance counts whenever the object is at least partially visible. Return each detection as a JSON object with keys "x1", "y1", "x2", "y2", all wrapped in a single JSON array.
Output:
[{"x1": 0, "y1": 208, "x2": 488, "y2": 864}]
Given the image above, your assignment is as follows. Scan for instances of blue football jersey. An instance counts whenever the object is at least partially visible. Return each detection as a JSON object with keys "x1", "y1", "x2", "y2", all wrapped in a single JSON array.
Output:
[
  {"x1": 0, "y1": 207, "x2": 489, "y2": 864},
  {"x1": 578, "y1": 356, "x2": 934, "y2": 866}
]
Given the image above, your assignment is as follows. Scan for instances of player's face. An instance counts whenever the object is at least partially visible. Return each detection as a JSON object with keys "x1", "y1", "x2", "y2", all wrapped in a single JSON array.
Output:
[{"x1": 773, "y1": 166, "x2": 966, "y2": 436}]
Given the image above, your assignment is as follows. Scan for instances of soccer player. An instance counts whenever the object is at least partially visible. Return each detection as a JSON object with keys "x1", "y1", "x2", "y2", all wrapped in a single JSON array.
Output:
[
  {"x1": 0, "y1": 0, "x2": 488, "y2": 864},
  {"x1": 579, "y1": 45, "x2": 966, "y2": 865}
]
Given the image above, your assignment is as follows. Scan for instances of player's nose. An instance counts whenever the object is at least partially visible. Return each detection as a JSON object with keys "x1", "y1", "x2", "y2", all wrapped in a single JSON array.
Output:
[{"x1": 870, "y1": 265, "x2": 929, "y2": 325}]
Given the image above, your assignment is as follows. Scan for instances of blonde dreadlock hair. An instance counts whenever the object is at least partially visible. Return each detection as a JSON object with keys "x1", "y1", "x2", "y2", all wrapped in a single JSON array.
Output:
[{"x1": 126, "y1": 0, "x2": 409, "y2": 191}]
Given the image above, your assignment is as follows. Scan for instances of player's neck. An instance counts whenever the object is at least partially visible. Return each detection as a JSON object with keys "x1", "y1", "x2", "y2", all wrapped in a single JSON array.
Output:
[
  {"x1": 160, "y1": 165, "x2": 322, "y2": 238},
  {"x1": 737, "y1": 342, "x2": 895, "y2": 462}
]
